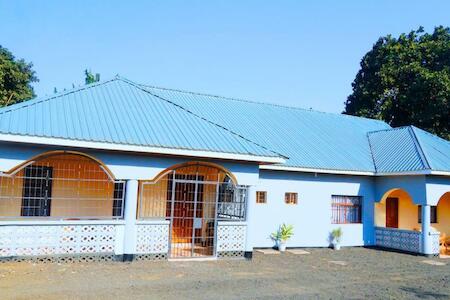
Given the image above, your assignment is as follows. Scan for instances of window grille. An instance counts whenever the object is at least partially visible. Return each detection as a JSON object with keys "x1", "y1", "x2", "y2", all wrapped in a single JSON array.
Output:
[
  {"x1": 0, "y1": 154, "x2": 125, "y2": 219},
  {"x1": 331, "y1": 195, "x2": 362, "y2": 224},
  {"x1": 285, "y1": 192, "x2": 298, "y2": 205}
]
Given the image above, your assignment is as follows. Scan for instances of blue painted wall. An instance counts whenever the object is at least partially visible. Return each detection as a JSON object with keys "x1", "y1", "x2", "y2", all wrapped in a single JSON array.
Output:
[{"x1": 247, "y1": 170, "x2": 376, "y2": 249}]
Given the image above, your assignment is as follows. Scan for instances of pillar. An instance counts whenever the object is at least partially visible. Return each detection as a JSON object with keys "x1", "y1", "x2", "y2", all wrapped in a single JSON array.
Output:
[
  {"x1": 123, "y1": 179, "x2": 138, "y2": 261},
  {"x1": 421, "y1": 204, "x2": 432, "y2": 256},
  {"x1": 244, "y1": 185, "x2": 255, "y2": 259}
]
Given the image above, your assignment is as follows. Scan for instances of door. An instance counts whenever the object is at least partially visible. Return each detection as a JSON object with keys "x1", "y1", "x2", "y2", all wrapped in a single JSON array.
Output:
[
  {"x1": 167, "y1": 175, "x2": 216, "y2": 258},
  {"x1": 386, "y1": 197, "x2": 399, "y2": 228},
  {"x1": 21, "y1": 166, "x2": 53, "y2": 217}
]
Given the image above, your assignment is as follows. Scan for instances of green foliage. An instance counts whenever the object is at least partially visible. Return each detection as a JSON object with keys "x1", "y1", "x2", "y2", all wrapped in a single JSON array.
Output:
[
  {"x1": 0, "y1": 46, "x2": 38, "y2": 107},
  {"x1": 84, "y1": 69, "x2": 100, "y2": 85},
  {"x1": 271, "y1": 223, "x2": 294, "y2": 242},
  {"x1": 331, "y1": 228, "x2": 343, "y2": 243},
  {"x1": 345, "y1": 26, "x2": 450, "y2": 140}
]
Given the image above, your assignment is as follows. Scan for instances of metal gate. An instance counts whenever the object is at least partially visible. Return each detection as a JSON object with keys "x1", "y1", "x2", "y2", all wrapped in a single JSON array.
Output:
[{"x1": 168, "y1": 175, "x2": 219, "y2": 258}]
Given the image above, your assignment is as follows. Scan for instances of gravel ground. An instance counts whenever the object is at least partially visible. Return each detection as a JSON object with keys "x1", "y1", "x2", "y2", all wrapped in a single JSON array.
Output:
[{"x1": 0, "y1": 248, "x2": 448, "y2": 300}]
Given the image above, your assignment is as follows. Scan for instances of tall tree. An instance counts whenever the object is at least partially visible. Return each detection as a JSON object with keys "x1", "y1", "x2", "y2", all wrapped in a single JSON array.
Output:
[
  {"x1": 344, "y1": 26, "x2": 450, "y2": 140},
  {"x1": 0, "y1": 46, "x2": 38, "y2": 107},
  {"x1": 84, "y1": 69, "x2": 100, "y2": 85}
]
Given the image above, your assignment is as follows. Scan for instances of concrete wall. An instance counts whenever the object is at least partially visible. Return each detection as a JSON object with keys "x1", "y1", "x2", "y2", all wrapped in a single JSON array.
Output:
[{"x1": 247, "y1": 170, "x2": 376, "y2": 248}]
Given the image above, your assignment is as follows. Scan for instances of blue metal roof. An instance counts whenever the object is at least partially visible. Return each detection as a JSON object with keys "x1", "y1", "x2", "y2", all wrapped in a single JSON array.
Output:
[
  {"x1": 142, "y1": 85, "x2": 391, "y2": 172},
  {"x1": 1, "y1": 76, "x2": 448, "y2": 174},
  {"x1": 368, "y1": 126, "x2": 450, "y2": 173},
  {"x1": 0, "y1": 78, "x2": 280, "y2": 159}
]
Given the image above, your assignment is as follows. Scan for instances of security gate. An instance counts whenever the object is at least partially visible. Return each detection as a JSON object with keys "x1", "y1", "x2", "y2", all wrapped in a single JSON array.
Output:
[
  {"x1": 168, "y1": 175, "x2": 218, "y2": 258},
  {"x1": 138, "y1": 163, "x2": 248, "y2": 259}
]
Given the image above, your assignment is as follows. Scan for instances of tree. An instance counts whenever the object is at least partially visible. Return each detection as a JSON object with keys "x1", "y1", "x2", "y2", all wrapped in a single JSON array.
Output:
[
  {"x1": 344, "y1": 26, "x2": 450, "y2": 140},
  {"x1": 0, "y1": 46, "x2": 38, "y2": 107},
  {"x1": 84, "y1": 69, "x2": 100, "y2": 85}
]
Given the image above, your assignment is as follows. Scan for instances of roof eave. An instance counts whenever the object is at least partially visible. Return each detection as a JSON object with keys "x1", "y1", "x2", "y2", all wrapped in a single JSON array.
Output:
[{"x1": 0, "y1": 133, "x2": 285, "y2": 165}]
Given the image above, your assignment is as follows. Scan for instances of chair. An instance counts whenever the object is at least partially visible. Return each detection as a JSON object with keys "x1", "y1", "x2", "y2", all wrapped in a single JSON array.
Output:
[{"x1": 440, "y1": 233, "x2": 449, "y2": 254}]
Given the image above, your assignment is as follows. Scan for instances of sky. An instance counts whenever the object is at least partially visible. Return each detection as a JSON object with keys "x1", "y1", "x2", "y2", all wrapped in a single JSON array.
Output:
[{"x1": 1, "y1": 0, "x2": 449, "y2": 113}]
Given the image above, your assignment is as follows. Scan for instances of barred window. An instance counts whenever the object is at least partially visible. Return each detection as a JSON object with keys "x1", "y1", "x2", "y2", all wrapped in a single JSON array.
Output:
[
  {"x1": 256, "y1": 191, "x2": 267, "y2": 204},
  {"x1": 285, "y1": 192, "x2": 298, "y2": 205},
  {"x1": 331, "y1": 195, "x2": 362, "y2": 224}
]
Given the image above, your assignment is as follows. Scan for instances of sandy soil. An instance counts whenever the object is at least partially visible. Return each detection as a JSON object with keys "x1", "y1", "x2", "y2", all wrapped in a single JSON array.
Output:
[{"x1": 0, "y1": 248, "x2": 448, "y2": 300}]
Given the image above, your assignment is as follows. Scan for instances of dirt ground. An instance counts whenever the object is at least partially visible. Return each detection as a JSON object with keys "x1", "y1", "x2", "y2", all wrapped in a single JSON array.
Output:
[{"x1": 0, "y1": 248, "x2": 448, "y2": 300}]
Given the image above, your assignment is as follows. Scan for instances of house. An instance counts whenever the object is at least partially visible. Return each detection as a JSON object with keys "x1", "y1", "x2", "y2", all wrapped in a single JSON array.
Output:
[{"x1": 0, "y1": 76, "x2": 448, "y2": 262}]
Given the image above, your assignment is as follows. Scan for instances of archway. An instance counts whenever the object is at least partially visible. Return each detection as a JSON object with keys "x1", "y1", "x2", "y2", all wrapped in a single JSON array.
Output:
[
  {"x1": 139, "y1": 162, "x2": 244, "y2": 258},
  {"x1": 375, "y1": 188, "x2": 420, "y2": 230},
  {"x1": 436, "y1": 192, "x2": 450, "y2": 254},
  {"x1": 0, "y1": 152, "x2": 124, "y2": 219}
]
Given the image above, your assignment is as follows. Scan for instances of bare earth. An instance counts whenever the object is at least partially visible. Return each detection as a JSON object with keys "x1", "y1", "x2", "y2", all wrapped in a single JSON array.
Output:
[{"x1": 1, "y1": 248, "x2": 448, "y2": 300}]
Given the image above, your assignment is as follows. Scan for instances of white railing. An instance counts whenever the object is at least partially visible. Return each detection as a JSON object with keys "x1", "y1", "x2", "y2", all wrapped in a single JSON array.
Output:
[
  {"x1": 0, "y1": 220, "x2": 125, "y2": 258},
  {"x1": 135, "y1": 220, "x2": 169, "y2": 254},
  {"x1": 216, "y1": 221, "x2": 247, "y2": 253}
]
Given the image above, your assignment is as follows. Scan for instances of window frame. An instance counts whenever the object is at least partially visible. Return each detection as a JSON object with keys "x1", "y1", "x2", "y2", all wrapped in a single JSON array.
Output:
[
  {"x1": 256, "y1": 191, "x2": 267, "y2": 204},
  {"x1": 418, "y1": 205, "x2": 438, "y2": 224},
  {"x1": 331, "y1": 195, "x2": 362, "y2": 224},
  {"x1": 284, "y1": 192, "x2": 298, "y2": 205}
]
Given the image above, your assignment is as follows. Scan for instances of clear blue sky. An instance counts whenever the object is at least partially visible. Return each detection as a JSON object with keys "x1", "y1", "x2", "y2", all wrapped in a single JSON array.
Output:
[{"x1": 1, "y1": 1, "x2": 449, "y2": 113}]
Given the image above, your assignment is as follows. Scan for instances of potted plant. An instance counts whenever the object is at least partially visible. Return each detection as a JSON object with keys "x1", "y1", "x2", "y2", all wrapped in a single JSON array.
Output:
[
  {"x1": 330, "y1": 227, "x2": 343, "y2": 250},
  {"x1": 271, "y1": 224, "x2": 294, "y2": 252}
]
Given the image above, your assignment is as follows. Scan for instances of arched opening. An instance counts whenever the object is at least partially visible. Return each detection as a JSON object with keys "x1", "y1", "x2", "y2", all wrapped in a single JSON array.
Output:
[
  {"x1": 436, "y1": 192, "x2": 450, "y2": 254},
  {"x1": 375, "y1": 189, "x2": 420, "y2": 230},
  {"x1": 0, "y1": 152, "x2": 124, "y2": 219},
  {"x1": 138, "y1": 162, "x2": 245, "y2": 258}
]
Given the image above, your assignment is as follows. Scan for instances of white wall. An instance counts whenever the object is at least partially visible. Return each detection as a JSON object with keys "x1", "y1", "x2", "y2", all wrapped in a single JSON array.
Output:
[{"x1": 247, "y1": 170, "x2": 376, "y2": 249}]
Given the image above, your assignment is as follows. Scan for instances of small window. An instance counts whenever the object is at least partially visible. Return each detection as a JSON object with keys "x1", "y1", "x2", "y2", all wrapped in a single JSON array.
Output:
[
  {"x1": 285, "y1": 192, "x2": 298, "y2": 205},
  {"x1": 331, "y1": 195, "x2": 362, "y2": 224},
  {"x1": 256, "y1": 191, "x2": 267, "y2": 204},
  {"x1": 418, "y1": 205, "x2": 437, "y2": 223}
]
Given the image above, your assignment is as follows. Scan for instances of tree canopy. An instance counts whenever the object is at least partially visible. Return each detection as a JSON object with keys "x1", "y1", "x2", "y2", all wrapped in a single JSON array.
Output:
[
  {"x1": 0, "y1": 46, "x2": 38, "y2": 107},
  {"x1": 84, "y1": 69, "x2": 100, "y2": 85},
  {"x1": 344, "y1": 26, "x2": 450, "y2": 140}
]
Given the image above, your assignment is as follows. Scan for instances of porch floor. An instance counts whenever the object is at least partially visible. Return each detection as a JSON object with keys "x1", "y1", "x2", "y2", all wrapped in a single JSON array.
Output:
[{"x1": 1, "y1": 248, "x2": 448, "y2": 299}]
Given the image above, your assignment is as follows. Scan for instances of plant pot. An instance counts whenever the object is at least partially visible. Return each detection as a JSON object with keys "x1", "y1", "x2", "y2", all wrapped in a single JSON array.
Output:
[
  {"x1": 278, "y1": 241, "x2": 287, "y2": 252},
  {"x1": 332, "y1": 242, "x2": 341, "y2": 250}
]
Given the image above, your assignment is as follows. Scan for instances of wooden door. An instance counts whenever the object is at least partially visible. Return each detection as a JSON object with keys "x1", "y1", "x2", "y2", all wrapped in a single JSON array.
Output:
[{"x1": 386, "y1": 197, "x2": 399, "y2": 228}]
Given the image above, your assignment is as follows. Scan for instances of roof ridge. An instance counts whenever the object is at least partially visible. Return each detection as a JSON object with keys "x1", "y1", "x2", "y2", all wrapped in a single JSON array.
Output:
[
  {"x1": 367, "y1": 125, "x2": 411, "y2": 135},
  {"x1": 139, "y1": 83, "x2": 388, "y2": 125},
  {"x1": 366, "y1": 132, "x2": 378, "y2": 173},
  {"x1": 408, "y1": 126, "x2": 431, "y2": 170},
  {"x1": 119, "y1": 78, "x2": 288, "y2": 159},
  {"x1": 0, "y1": 77, "x2": 118, "y2": 115}
]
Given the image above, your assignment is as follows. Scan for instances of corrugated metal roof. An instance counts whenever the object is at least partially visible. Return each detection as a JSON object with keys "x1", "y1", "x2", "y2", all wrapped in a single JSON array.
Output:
[
  {"x1": 368, "y1": 126, "x2": 450, "y2": 173},
  {"x1": 142, "y1": 84, "x2": 391, "y2": 172},
  {"x1": 2, "y1": 76, "x2": 447, "y2": 174},
  {"x1": 0, "y1": 78, "x2": 281, "y2": 159},
  {"x1": 368, "y1": 127, "x2": 428, "y2": 173},
  {"x1": 412, "y1": 126, "x2": 450, "y2": 172}
]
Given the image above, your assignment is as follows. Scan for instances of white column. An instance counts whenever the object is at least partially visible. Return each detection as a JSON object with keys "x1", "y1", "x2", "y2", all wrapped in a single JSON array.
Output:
[
  {"x1": 244, "y1": 185, "x2": 255, "y2": 255},
  {"x1": 421, "y1": 204, "x2": 432, "y2": 255},
  {"x1": 123, "y1": 179, "x2": 138, "y2": 260}
]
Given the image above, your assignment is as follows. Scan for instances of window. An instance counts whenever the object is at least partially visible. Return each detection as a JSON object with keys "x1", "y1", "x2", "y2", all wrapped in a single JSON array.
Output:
[
  {"x1": 256, "y1": 191, "x2": 267, "y2": 204},
  {"x1": 112, "y1": 182, "x2": 125, "y2": 217},
  {"x1": 285, "y1": 192, "x2": 298, "y2": 205},
  {"x1": 418, "y1": 205, "x2": 437, "y2": 223},
  {"x1": 331, "y1": 195, "x2": 362, "y2": 224},
  {"x1": 21, "y1": 166, "x2": 53, "y2": 217}
]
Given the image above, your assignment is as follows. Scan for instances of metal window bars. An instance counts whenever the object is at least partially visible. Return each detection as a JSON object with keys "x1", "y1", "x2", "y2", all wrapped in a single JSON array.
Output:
[
  {"x1": 331, "y1": 195, "x2": 362, "y2": 224},
  {"x1": 0, "y1": 154, "x2": 125, "y2": 220}
]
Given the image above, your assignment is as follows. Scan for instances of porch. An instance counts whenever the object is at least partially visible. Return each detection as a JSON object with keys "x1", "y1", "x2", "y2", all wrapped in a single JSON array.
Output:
[
  {"x1": 0, "y1": 151, "x2": 249, "y2": 262},
  {"x1": 375, "y1": 188, "x2": 450, "y2": 256}
]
